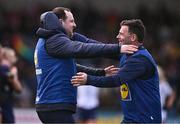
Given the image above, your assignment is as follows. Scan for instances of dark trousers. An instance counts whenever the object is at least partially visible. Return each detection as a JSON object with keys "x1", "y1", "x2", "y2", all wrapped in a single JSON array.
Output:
[
  {"x1": 1, "y1": 102, "x2": 15, "y2": 123},
  {"x1": 37, "y1": 110, "x2": 75, "y2": 123}
]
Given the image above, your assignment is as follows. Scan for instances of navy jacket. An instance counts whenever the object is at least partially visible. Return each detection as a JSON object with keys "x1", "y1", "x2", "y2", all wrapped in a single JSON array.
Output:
[
  {"x1": 35, "y1": 12, "x2": 121, "y2": 112},
  {"x1": 86, "y1": 47, "x2": 162, "y2": 123}
]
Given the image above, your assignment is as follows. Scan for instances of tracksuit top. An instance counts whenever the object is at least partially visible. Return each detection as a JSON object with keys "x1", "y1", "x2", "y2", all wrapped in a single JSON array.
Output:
[
  {"x1": 34, "y1": 38, "x2": 77, "y2": 107},
  {"x1": 119, "y1": 49, "x2": 161, "y2": 123},
  {"x1": 86, "y1": 47, "x2": 162, "y2": 123}
]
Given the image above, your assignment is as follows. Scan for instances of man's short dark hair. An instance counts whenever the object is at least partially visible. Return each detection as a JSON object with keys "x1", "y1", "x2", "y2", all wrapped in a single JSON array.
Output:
[
  {"x1": 120, "y1": 19, "x2": 145, "y2": 43},
  {"x1": 52, "y1": 7, "x2": 71, "y2": 20}
]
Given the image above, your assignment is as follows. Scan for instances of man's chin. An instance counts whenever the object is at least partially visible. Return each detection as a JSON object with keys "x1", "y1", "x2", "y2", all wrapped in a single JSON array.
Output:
[
  {"x1": 69, "y1": 32, "x2": 73, "y2": 38},
  {"x1": 66, "y1": 32, "x2": 73, "y2": 38}
]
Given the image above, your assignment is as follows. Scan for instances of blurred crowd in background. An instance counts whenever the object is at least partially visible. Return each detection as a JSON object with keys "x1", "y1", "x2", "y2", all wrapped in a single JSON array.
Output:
[{"x1": 0, "y1": 0, "x2": 179, "y2": 119}]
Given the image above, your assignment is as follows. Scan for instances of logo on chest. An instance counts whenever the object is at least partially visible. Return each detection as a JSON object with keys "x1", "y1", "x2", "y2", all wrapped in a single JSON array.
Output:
[{"x1": 120, "y1": 83, "x2": 132, "y2": 101}]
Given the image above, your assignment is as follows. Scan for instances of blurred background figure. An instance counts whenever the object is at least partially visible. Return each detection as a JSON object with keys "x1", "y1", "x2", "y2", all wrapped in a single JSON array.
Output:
[
  {"x1": 158, "y1": 66, "x2": 176, "y2": 123},
  {"x1": 0, "y1": 47, "x2": 22, "y2": 123},
  {"x1": 0, "y1": 44, "x2": 3, "y2": 123},
  {"x1": 76, "y1": 86, "x2": 99, "y2": 124}
]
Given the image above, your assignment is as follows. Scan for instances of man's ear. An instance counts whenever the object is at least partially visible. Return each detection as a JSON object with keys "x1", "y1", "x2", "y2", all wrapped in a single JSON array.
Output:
[{"x1": 131, "y1": 34, "x2": 137, "y2": 42}]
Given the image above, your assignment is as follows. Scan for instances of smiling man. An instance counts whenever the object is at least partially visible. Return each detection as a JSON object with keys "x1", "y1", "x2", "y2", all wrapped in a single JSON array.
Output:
[{"x1": 72, "y1": 19, "x2": 162, "y2": 123}]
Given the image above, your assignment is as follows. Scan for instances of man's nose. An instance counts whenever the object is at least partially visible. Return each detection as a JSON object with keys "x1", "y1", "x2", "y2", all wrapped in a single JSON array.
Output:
[
  {"x1": 116, "y1": 34, "x2": 119, "y2": 39},
  {"x1": 74, "y1": 23, "x2": 77, "y2": 28}
]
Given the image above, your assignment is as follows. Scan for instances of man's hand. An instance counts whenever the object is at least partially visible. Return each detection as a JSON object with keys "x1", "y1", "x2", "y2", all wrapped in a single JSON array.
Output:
[
  {"x1": 8, "y1": 66, "x2": 22, "y2": 93},
  {"x1": 71, "y1": 72, "x2": 87, "y2": 86},
  {"x1": 104, "y1": 65, "x2": 119, "y2": 76},
  {"x1": 120, "y1": 45, "x2": 138, "y2": 54},
  {"x1": 8, "y1": 66, "x2": 18, "y2": 82}
]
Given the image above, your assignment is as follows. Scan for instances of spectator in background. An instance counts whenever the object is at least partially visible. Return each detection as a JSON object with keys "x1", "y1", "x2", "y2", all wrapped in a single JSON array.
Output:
[
  {"x1": 158, "y1": 66, "x2": 175, "y2": 123},
  {"x1": 0, "y1": 47, "x2": 22, "y2": 123},
  {"x1": 76, "y1": 86, "x2": 100, "y2": 124}
]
